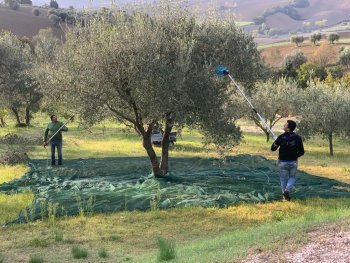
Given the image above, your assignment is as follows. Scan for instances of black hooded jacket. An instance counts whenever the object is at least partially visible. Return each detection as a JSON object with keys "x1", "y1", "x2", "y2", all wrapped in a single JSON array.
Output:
[{"x1": 271, "y1": 132, "x2": 304, "y2": 161}]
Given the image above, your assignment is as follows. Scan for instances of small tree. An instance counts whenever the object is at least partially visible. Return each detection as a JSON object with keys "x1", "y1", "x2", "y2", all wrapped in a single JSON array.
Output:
[
  {"x1": 241, "y1": 78, "x2": 300, "y2": 142},
  {"x1": 290, "y1": 35, "x2": 304, "y2": 47},
  {"x1": 282, "y1": 50, "x2": 308, "y2": 78},
  {"x1": 327, "y1": 33, "x2": 340, "y2": 44},
  {"x1": 310, "y1": 32, "x2": 321, "y2": 45},
  {"x1": 298, "y1": 81, "x2": 350, "y2": 156},
  {"x1": 339, "y1": 47, "x2": 350, "y2": 68}
]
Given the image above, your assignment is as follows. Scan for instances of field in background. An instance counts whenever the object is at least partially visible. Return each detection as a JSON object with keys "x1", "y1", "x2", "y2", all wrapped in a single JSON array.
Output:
[{"x1": 0, "y1": 116, "x2": 349, "y2": 262}]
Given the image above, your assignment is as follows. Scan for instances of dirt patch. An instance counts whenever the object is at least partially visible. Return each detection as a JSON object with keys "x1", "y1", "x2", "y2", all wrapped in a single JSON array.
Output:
[{"x1": 240, "y1": 223, "x2": 350, "y2": 263}]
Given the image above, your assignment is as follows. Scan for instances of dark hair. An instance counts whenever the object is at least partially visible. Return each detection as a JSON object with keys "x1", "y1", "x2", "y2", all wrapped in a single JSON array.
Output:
[
  {"x1": 50, "y1": 115, "x2": 56, "y2": 120},
  {"x1": 287, "y1": 120, "x2": 296, "y2": 131}
]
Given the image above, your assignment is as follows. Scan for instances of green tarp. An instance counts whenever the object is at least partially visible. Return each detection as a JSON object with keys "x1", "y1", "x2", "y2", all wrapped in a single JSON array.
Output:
[{"x1": 1, "y1": 155, "x2": 349, "y2": 224}]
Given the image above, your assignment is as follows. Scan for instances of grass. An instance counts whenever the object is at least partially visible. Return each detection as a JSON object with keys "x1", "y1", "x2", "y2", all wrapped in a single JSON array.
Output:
[{"x1": 0, "y1": 117, "x2": 349, "y2": 262}]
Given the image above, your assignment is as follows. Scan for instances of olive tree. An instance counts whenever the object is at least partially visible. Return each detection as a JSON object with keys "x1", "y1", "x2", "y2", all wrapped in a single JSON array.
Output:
[
  {"x1": 38, "y1": 6, "x2": 264, "y2": 176},
  {"x1": 339, "y1": 47, "x2": 350, "y2": 69},
  {"x1": 282, "y1": 50, "x2": 307, "y2": 78},
  {"x1": 298, "y1": 81, "x2": 350, "y2": 156},
  {"x1": 237, "y1": 78, "x2": 300, "y2": 142},
  {"x1": 310, "y1": 32, "x2": 321, "y2": 45},
  {"x1": 0, "y1": 32, "x2": 42, "y2": 126},
  {"x1": 327, "y1": 33, "x2": 340, "y2": 44}
]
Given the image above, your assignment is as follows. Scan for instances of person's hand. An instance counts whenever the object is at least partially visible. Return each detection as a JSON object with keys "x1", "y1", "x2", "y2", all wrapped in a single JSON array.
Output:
[{"x1": 43, "y1": 141, "x2": 48, "y2": 147}]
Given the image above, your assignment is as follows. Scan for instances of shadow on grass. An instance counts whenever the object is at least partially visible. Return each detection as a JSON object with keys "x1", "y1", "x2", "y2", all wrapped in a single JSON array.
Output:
[{"x1": 0, "y1": 155, "x2": 349, "y2": 224}]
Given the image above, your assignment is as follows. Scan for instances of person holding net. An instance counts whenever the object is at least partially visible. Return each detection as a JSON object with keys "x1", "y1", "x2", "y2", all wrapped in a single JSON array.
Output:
[
  {"x1": 271, "y1": 120, "x2": 304, "y2": 201},
  {"x1": 43, "y1": 115, "x2": 69, "y2": 166}
]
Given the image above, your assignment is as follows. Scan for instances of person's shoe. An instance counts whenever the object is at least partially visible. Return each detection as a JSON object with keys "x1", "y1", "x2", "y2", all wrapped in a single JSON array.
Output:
[{"x1": 283, "y1": 191, "x2": 291, "y2": 201}]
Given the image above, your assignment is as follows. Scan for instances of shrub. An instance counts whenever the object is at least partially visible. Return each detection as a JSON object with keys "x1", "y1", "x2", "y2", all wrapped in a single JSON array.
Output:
[
  {"x1": 157, "y1": 237, "x2": 176, "y2": 262},
  {"x1": 49, "y1": 14, "x2": 61, "y2": 26},
  {"x1": 98, "y1": 248, "x2": 108, "y2": 258},
  {"x1": 71, "y1": 246, "x2": 88, "y2": 259},
  {"x1": 32, "y1": 8, "x2": 40, "y2": 16},
  {"x1": 29, "y1": 255, "x2": 44, "y2": 263}
]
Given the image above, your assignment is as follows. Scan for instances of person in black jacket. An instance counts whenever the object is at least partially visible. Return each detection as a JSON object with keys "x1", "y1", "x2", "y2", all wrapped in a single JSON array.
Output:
[{"x1": 271, "y1": 120, "x2": 304, "y2": 201}]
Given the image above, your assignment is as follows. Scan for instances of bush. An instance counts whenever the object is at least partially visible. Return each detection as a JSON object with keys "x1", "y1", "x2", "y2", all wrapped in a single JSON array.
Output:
[
  {"x1": 49, "y1": 14, "x2": 61, "y2": 26},
  {"x1": 98, "y1": 248, "x2": 108, "y2": 258},
  {"x1": 339, "y1": 47, "x2": 350, "y2": 68},
  {"x1": 157, "y1": 237, "x2": 176, "y2": 262},
  {"x1": 29, "y1": 255, "x2": 44, "y2": 263},
  {"x1": 282, "y1": 50, "x2": 308, "y2": 78},
  {"x1": 32, "y1": 8, "x2": 40, "y2": 16},
  {"x1": 71, "y1": 246, "x2": 88, "y2": 259}
]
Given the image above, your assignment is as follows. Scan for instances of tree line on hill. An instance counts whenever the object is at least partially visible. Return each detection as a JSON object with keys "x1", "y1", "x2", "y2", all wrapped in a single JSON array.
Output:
[{"x1": 0, "y1": 2, "x2": 349, "y2": 174}]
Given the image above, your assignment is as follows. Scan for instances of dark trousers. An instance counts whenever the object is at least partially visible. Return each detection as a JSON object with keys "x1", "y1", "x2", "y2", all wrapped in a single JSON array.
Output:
[{"x1": 50, "y1": 140, "x2": 63, "y2": 165}]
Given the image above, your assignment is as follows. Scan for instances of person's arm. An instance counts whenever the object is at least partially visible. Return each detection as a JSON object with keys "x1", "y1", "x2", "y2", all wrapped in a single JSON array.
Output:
[
  {"x1": 60, "y1": 121, "x2": 68, "y2": 132},
  {"x1": 271, "y1": 136, "x2": 281, "y2": 151},
  {"x1": 44, "y1": 126, "x2": 49, "y2": 142},
  {"x1": 297, "y1": 137, "x2": 305, "y2": 157}
]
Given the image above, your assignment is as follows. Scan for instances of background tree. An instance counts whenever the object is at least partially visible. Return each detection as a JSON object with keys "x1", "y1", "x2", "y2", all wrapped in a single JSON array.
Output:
[
  {"x1": 37, "y1": 5, "x2": 264, "y2": 176},
  {"x1": 339, "y1": 47, "x2": 350, "y2": 69},
  {"x1": 327, "y1": 33, "x2": 340, "y2": 44},
  {"x1": 290, "y1": 35, "x2": 304, "y2": 47},
  {"x1": 282, "y1": 50, "x2": 307, "y2": 78},
  {"x1": 49, "y1": 0, "x2": 59, "y2": 9},
  {"x1": 296, "y1": 62, "x2": 327, "y2": 88},
  {"x1": 298, "y1": 81, "x2": 350, "y2": 156},
  {"x1": 310, "y1": 32, "x2": 321, "y2": 45},
  {"x1": 238, "y1": 78, "x2": 299, "y2": 141},
  {"x1": 0, "y1": 32, "x2": 41, "y2": 126}
]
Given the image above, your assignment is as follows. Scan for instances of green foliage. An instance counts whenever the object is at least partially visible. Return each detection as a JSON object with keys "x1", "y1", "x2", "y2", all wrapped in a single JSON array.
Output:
[
  {"x1": 327, "y1": 33, "x2": 340, "y2": 44},
  {"x1": 298, "y1": 81, "x2": 350, "y2": 155},
  {"x1": 242, "y1": 78, "x2": 299, "y2": 141},
  {"x1": 282, "y1": 50, "x2": 307, "y2": 78},
  {"x1": 310, "y1": 32, "x2": 322, "y2": 45},
  {"x1": 37, "y1": 3, "x2": 264, "y2": 175},
  {"x1": 290, "y1": 35, "x2": 304, "y2": 46},
  {"x1": 71, "y1": 246, "x2": 88, "y2": 259},
  {"x1": 48, "y1": 14, "x2": 61, "y2": 26},
  {"x1": 157, "y1": 237, "x2": 176, "y2": 262},
  {"x1": 29, "y1": 255, "x2": 44, "y2": 263},
  {"x1": 98, "y1": 248, "x2": 108, "y2": 258},
  {"x1": 32, "y1": 8, "x2": 40, "y2": 16},
  {"x1": 339, "y1": 47, "x2": 350, "y2": 68},
  {"x1": 54, "y1": 230, "x2": 63, "y2": 242},
  {"x1": 296, "y1": 62, "x2": 327, "y2": 88}
]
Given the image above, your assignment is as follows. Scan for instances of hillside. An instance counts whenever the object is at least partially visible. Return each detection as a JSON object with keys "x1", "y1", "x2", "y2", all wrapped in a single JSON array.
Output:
[{"x1": 0, "y1": 5, "x2": 64, "y2": 38}]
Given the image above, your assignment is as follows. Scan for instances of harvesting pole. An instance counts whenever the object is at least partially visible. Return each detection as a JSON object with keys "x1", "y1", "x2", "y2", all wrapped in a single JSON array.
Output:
[{"x1": 215, "y1": 66, "x2": 277, "y2": 140}]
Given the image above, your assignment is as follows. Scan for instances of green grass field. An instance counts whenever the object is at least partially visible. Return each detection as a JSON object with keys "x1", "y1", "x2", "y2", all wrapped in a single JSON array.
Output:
[{"x1": 0, "y1": 117, "x2": 349, "y2": 262}]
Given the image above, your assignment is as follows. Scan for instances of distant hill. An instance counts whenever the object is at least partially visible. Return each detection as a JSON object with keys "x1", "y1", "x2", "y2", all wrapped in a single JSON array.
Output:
[
  {"x1": 1, "y1": 0, "x2": 350, "y2": 39},
  {"x1": 0, "y1": 5, "x2": 64, "y2": 38}
]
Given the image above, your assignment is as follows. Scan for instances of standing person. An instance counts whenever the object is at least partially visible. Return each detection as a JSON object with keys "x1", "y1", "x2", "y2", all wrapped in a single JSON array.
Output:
[
  {"x1": 271, "y1": 120, "x2": 304, "y2": 201},
  {"x1": 43, "y1": 115, "x2": 68, "y2": 166}
]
